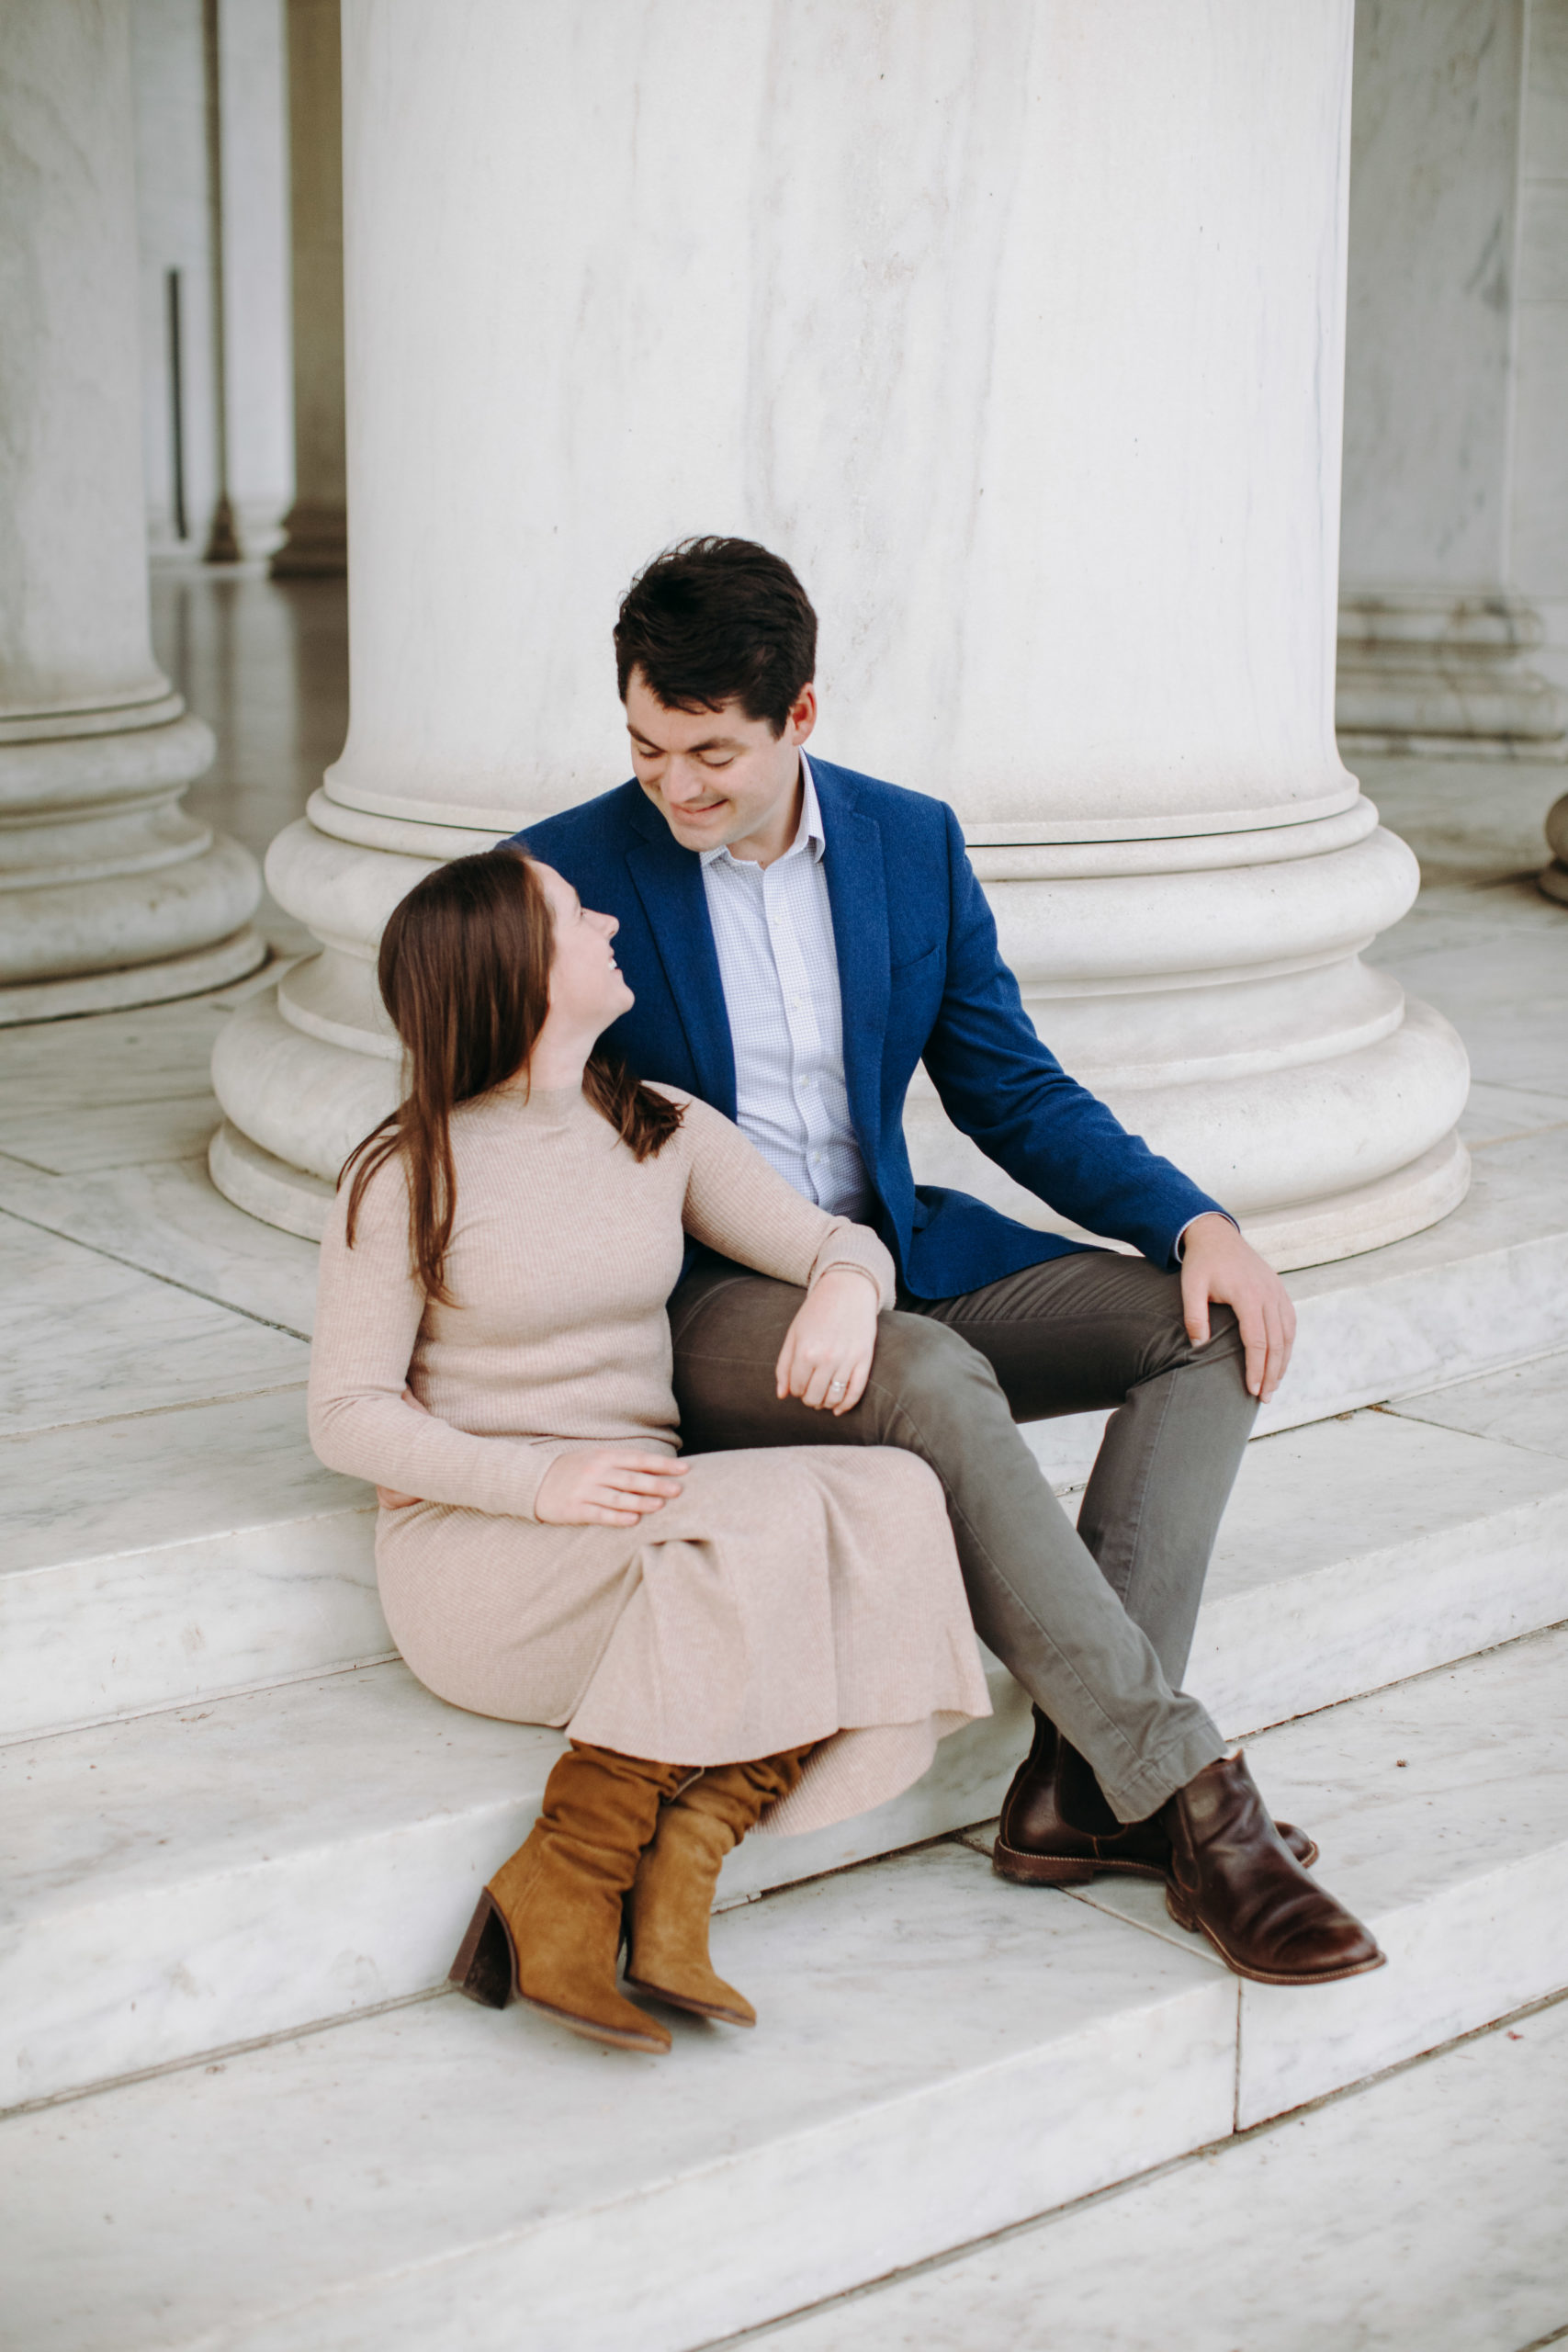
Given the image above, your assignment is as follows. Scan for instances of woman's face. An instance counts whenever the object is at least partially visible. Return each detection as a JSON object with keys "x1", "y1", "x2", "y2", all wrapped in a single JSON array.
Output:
[{"x1": 532, "y1": 861, "x2": 635, "y2": 1035}]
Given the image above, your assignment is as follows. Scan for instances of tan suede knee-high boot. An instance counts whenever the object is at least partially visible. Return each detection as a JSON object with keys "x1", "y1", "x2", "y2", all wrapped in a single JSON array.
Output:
[
  {"x1": 449, "y1": 1741, "x2": 688, "y2": 2053},
  {"x1": 624, "y1": 1746, "x2": 816, "y2": 2027}
]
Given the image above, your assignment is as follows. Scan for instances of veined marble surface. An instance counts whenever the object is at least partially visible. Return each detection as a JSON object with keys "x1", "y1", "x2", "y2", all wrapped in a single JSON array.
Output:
[
  {"x1": 1076, "y1": 1621, "x2": 1568, "y2": 2125},
  {"x1": 1191, "y1": 1401, "x2": 1568, "y2": 1733},
  {"x1": 0, "y1": 1389, "x2": 382, "y2": 1738},
  {"x1": 1391, "y1": 1342, "x2": 1568, "y2": 1461},
  {"x1": 0, "y1": 1840, "x2": 1235, "y2": 2352},
  {"x1": 753, "y1": 1996, "x2": 1568, "y2": 2352},
  {"x1": 0, "y1": 1152, "x2": 321, "y2": 1339},
  {"x1": 8, "y1": 1372, "x2": 1564, "y2": 2101},
  {"x1": 0, "y1": 1209, "x2": 306, "y2": 1437}
]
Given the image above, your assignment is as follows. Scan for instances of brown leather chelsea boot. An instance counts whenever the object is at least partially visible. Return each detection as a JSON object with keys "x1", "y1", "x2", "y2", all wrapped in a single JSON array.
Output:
[
  {"x1": 992, "y1": 1707, "x2": 1318, "y2": 1886},
  {"x1": 1162, "y1": 1750, "x2": 1384, "y2": 1985}
]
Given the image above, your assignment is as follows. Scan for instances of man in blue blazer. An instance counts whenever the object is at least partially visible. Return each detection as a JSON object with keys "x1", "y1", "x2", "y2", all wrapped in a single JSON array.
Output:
[{"x1": 513, "y1": 538, "x2": 1380, "y2": 1987}]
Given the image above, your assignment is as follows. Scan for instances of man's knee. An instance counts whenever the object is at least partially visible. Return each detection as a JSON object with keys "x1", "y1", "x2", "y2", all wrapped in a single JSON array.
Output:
[
  {"x1": 864, "y1": 1311, "x2": 1011, "y2": 1445},
  {"x1": 1139, "y1": 1271, "x2": 1244, "y2": 1380}
]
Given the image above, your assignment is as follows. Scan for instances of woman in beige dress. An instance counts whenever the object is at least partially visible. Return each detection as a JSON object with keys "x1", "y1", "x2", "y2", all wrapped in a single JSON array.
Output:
[{"x1": 309, "y1": 846, "x2": 989, "y2": 2054}]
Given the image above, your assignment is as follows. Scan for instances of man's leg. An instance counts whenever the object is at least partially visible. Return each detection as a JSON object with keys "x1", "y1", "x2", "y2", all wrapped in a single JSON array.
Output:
[
  {"x1": 670, "y1": 1265, "x2": 1224, "y2": 1826},
  {"x1": 910, "y1": 1248, "x2": 1259, "y2": 1687}
]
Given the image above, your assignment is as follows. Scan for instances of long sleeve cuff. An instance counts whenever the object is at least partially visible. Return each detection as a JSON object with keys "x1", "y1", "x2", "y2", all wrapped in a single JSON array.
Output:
[{"x1": 805, "y1": 1220, "x2": 897, "y2": 1311}]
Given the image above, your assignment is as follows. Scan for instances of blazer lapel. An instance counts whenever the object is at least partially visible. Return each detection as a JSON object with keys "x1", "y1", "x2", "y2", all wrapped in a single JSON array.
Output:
[
  {"x1": 624, "y1": 810, "x2": 738, "y2": 1119},
  {"x1": 815, "y1": 763, "x2": 890, "y2": 1168}
]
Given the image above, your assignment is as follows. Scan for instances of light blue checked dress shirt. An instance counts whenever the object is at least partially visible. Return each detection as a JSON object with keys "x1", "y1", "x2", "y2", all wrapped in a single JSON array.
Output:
[{"x1": 699, "y1": 754, "x2": 872, "y2": 1219}]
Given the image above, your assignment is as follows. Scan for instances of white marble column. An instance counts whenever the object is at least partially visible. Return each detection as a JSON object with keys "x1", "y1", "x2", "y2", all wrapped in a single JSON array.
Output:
[
  {"x1": 0, "y1": 0, "x2": 264, "y2": 1024},
  {"x1": 270, "y1": 0, "x2": 346, "y2": 577},
  {"x1": 1337, "y1": 0, "x2": 1568, "y2": 763},
  {"x1": 130, "y1": 0, "x2": 293, "y2": 561},
  {"x1": 212, "y1": 0, "x2": 1469, "y2": 1268}
]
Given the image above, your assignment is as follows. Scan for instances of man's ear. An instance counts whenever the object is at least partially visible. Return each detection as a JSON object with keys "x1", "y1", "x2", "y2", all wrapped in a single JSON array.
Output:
[{"x1": 788, "y1": 683, "x2": 818, "y2": 746}]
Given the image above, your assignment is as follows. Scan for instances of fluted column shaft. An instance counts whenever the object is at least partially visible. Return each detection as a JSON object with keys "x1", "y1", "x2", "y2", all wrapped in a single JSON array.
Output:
[
  {"x1": 213, "y1": 0, "x2": 1468, "y2": 1264},
  {"x1": 0, "y1": 0, "x2": 264, "y2": 1023}
]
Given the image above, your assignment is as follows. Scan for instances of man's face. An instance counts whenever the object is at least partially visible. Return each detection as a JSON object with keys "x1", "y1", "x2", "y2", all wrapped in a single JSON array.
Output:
[{"x1": 625, "y1": 666, "x2": 817, "y2": 863}]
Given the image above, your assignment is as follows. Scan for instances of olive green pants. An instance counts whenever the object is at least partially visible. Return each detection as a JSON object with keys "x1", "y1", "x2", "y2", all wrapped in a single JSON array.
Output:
[{"x1": 670, "y1": 1249, "x2": 1255, "y2": 1823}]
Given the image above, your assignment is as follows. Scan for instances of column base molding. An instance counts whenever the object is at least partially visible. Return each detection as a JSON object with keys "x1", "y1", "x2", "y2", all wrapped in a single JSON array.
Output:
[
  {"x1": 0, "y1": 704, "x2": 265, "y2": 1021},
  {"x1": 270, "y1": 502, "x2": 347, "y2": 579},
  {"x1": 0, "y1": 926, "x2": 266, "y2": 1028},
  {"x1": 209, "y1": 1115, "x2": 337, "y2": 1240},
  {"x1": 1540, "y1": 797, "x2": 1568, "y2": 906},
  {"x1": 1337, "y1": 592, "x2": 1568, "y2": 761}
]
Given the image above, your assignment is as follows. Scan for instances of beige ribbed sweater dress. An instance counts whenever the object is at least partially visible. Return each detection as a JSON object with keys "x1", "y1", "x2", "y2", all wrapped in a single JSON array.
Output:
[{"x1": 308, "y1": 1083, "x2": 989, "y2": 1836}]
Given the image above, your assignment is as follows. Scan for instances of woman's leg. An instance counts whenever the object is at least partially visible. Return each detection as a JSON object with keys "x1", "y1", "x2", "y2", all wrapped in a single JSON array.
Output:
[
  {"x1": 450, "y1": 1740, "x2": 689, "y2": 2053},
  {"x1": 625, "y1": 1747, "x2": 817, "y2": 2026}
]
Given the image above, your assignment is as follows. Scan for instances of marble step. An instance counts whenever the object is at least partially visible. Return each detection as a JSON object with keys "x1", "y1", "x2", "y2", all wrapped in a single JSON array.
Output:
[
  {"x1": 5, "y1": 1623, "x2": 1567, "y2": 2352},
  {"x1": 0, "y1": 1388, "x2": 384, "y2": 1742},
  {"x1": 6, "y1": 1395, "x2": 1567, "y2": 2107},
  {"x1": 1028, "y1": 1121, "x2": 1568, "y2": 1484},
  {"x1": 8, "y1": 1330, "x2": 1568, "y2": 1748},
  {"x1": 744, "y1": 1993, "x2": 1568, "y2": 2352}
]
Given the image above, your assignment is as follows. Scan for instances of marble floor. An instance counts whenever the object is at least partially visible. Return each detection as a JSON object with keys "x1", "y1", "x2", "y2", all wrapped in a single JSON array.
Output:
[
  {"x1": 742, "y1": 1990, "x2": 1568, "y2": 2352},
  {"x1": 3, "y1": 571, "x2": 1566, "y2": 2349}
]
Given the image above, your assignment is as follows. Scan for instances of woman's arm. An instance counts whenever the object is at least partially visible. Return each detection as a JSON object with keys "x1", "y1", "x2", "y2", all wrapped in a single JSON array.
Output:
[
  {"x1": 308, "y1": 1159, "x2": 569, "y2": 1520},
  {"x1": 675, "y1": 1096, "x2": 896, "y2": 1306},
  {"x1": 673, "y1": 1096, "x2": 894, "y2": 1415}
]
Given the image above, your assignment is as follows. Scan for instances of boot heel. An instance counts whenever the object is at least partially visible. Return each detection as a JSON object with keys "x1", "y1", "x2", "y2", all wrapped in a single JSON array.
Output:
[
  {"x1": 1165, "y1": 1881, "x2": 1197, "y2": 1933},
  {"x1": 449, "y1": 1889, "x2": 517, "y2": 2008},
  {"x1": 991, "y1": 1837, "x2": 1097, "y2": 1888}
]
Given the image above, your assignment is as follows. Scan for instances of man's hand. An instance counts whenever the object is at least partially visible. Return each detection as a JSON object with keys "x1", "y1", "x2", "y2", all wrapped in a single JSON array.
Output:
[
  {"x1": 1179, "y1": 1214, "x2": 1296, "y2": 1403},
  {"x1": 775, "y1": 1265, "x2": 881, "y2": 1415},
  {"x1": 534, "y1": 1449, "x2": 692, "y2": 1528}
]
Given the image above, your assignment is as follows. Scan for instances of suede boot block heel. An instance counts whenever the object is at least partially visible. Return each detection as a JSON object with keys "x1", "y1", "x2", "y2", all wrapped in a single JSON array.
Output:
[
  {"x1": 448, "y1": 1742, "x2": 688, "y2": 2054},
  {"x1": 449, "y1": 1889, "x2": 515, "y2": 2009}
]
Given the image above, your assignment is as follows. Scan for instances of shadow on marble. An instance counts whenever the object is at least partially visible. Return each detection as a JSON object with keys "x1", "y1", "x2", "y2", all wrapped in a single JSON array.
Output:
[
  {"x1": 0, "y1": 1840, "x2": 1235, "y2": 2352},
  {"x1": 0, "y1": 1211, "x2": 308, "y2": 1437},
  {"x1": 753, "y1": 1994, "x2": 1568, "y2": 2352}
]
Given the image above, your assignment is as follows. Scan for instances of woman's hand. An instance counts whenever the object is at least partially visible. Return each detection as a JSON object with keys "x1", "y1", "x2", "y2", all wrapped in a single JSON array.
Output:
[
  {"x1": 774, "y1": 1266, "x2": 881, "y2": 1416},
  {"x1": 534, "y1": 1449, "x2": 693, "y2": 1528}
]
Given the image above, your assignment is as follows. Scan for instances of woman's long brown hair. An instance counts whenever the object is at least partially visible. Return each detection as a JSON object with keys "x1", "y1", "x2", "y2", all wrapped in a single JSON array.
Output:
[{"x1": 340, "y1": 846, "x2": 682, "y2": 1298}]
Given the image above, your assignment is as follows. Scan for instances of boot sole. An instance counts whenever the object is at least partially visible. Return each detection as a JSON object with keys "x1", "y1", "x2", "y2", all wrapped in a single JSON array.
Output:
[
  {"x1": 521, "y1": 1992, "x2": 671, "y2": 2054},
  {"x1": 993, "y1": 1834, "x2": 1319, "y2": 1888},
  {"x1": 625, "y1": 1972, "x2": 756, "y2": 2028},
  {"x1": 1165, "y1": 1883, "x2": 1386, "y2": 1986}
]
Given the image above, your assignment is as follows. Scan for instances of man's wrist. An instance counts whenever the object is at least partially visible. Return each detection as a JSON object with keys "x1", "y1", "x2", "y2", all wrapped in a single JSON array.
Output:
[{"x1": 1174, "y1": 1211, "x2": 1238, "y2": 1262}]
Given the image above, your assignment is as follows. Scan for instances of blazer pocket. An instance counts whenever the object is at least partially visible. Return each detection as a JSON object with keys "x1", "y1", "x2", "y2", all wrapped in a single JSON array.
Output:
[{"x1": 890, "y1": 940, "x2": 942, "y2": 978}]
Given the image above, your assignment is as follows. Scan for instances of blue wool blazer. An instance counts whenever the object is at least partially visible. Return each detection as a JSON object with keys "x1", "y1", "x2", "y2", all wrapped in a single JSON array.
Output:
[{"x1": 511, "y1": 759, "x2": 1225, "y2": 1300}]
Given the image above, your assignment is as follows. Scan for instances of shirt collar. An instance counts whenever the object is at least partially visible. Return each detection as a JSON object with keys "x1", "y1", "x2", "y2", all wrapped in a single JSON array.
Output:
[{"x1": 700, "y1": 752, "x2": 826, "y2": 869}]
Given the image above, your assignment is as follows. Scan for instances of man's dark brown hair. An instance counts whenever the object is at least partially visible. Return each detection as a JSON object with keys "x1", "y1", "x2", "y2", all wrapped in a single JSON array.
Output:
[{"x1": 613, "y1": 536, "x2": 818, "y2": 736}]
